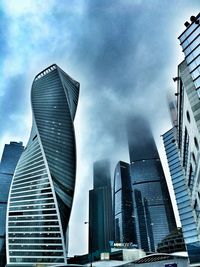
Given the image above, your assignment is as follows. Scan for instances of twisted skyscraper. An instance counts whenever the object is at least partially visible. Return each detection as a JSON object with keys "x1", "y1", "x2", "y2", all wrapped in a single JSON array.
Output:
[{"x1": 6, "y1": 64, "x2": 79, "y2": 266}]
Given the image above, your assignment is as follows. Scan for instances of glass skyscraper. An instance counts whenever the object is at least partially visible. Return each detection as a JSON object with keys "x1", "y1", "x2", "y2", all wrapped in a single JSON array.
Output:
[
  {"x1": 89, "y1": 160, "x2": 113, "y2": 254},
  {"x1": 162, "y1": 13, "x2": 200, "y2": 266},
  {"x1": 128, "y1": 117, "x2": 176, "y2": 252},
  {"x1": 113, "y1": 161, "x2": 137, "y2": 245},
  {"x1": 0, "y1": 142, "x2": 24, "y2": 267},
  {"x1": 163, "y1": 128, "x2": 200, "y2": 265},
  {"x1": 6, "y1": 64, "x2": 79, "y2": 266}
]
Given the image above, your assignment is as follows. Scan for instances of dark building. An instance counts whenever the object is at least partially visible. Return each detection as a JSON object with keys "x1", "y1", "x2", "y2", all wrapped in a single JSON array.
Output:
[
  {"x1": 0, "y1": 141, "x2": 24, "y2": 267},
  {"x1": 113, "y1": 161, "x2": 137, "y2": 244},
  {"x1": 128, "y1": 117, "x2": 176, "y2": 252},
  {"x1": 157, "y1": 227, "x2": 186, "y2": 254},
  {"x1": 6, "y1": 64, "x2": 79, "y2": 266},
  {"x1": 89, "y1": 160, "x2": 113, "y2": 254}
]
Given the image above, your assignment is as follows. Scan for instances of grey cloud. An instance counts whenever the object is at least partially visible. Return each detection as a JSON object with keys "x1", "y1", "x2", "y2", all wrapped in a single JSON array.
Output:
[
  {"x1": 0, "y1": 75, "x2": 29, "y2": 135},
  {"x1": 69, "y1": 1, "x2": 177, "y2": 163}
]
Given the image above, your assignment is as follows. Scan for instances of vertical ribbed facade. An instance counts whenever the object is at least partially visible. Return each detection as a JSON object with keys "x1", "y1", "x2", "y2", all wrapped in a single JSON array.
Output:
[{"x1": 6, "y1": 64, "x2": 79, "y2": 266}]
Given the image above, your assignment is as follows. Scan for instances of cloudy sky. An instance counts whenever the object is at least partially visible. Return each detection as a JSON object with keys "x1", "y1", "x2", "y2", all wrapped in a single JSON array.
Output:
[{"x1": 1, "y1": 0, "x2": 200, "y2": 256}]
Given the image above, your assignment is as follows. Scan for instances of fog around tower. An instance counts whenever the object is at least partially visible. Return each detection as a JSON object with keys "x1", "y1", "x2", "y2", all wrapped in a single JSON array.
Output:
[{"x1": 0, "y1": 0, "x2": 200, "y2": 256}]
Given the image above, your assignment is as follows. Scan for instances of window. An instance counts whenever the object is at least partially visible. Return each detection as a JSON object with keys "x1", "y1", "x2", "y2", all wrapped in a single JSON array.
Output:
[
  {"x1": 183, "y1": 127, "x2": 189, "y2": 169},
  {"x1": 192, "y1": 152, "x2": 197, "y2": 164},
  {"x1": 194, "y1": 137, "x2": 199, "y2": 150},
  {"x1": 188, "y1": 164, "x2": 194, "y2": 189},
  {"x1": 186, "y1": 111, "x2": 191, "y2": 123}
]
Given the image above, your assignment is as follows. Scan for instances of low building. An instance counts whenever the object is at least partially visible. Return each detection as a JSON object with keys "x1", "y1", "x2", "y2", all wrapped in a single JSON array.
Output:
[
  {"x1": 157, "y1": 228, "x2": 186, "y2": 254},
  {"x1": 68, "y1": 248, "x2": 145, "y2": 266},
  {"x1": 111, "y1": 248, "x2": 146, "y2": 262},
  {"x1": 129, "y1": 253, "x2": 188, "y2": 267}
]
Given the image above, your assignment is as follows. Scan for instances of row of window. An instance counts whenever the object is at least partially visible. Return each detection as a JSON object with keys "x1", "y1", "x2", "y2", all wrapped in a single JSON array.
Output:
[
  {"x1": 15, "y1": 154, "x2": 43, "y2": 173},
  {"x1": 9, "y1": 239, "x2": 62, "y2": 244},
  {"x1": 12, "y1": 176, "x2": 49, "y2": 189},
  {"x1": 9, "y1": 219, "x2": 58, "y2": 225},
  {"x1": 11, "y1": 188, "x2": 52, "y2": 198},
  {"x1": 10, "y1": 193, "x2": 53, "y2": 202},
  {"x1": 9, "y1": 221, "x2": 58, "y2": 226},
  {"x1": 9, "y1": 208, "x2": 57, "y2": 216},
  {"x1": 9, "y1": 233, "x2": 61, "y2": 238},
  {"x1": 9, "y1": 230, "x2": 60, "y2": 235},
  {"x1": 12, "y1": 182, "x2": 51, "y2": 194},
  {"x1": 10, "y1": 257, "x2": 64, "y2": 263}
]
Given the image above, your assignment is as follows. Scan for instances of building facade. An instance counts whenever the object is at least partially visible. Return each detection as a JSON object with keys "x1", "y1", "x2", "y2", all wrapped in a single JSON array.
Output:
[
  {"x1": 179, "y1": 13, "x2": 200, "y2": 94},
  {"x1": 162, "y1": 13, "x2": 200, "y2": 266},
  {"x1": 163, "y1": 128, "x2": 200, "y2": 265},
  {"x1": 113, "y1": 161, "x2": 137, "y2": 245},
  {"x1": 128, "y1": 117, "x2": 176, "y2": 252},
  {"x1": 89, "y1": 160, "x2": 113, "y2": 254},
  {"x1": 6, "y1": 64, "x2": 79, "y2": 266},
  {"x1": 0, "y1": 142, "x2": 24, "y2": 267}
]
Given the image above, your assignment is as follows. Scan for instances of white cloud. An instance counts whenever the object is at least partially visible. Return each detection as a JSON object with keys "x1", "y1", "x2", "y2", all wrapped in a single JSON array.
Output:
[{"x1": 2, "y1": 0, "x2": 56, "y2": 17}]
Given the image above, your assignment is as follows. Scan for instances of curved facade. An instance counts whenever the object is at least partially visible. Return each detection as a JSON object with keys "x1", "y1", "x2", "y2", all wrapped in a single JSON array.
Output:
[{"x1": 6, "y1": 64, "x2": 79, "y2": 266}]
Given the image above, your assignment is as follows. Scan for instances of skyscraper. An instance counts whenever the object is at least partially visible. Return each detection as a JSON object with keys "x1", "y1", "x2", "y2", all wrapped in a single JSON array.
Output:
[
  {"x1": 128, "y1": 117, "x2": 176, "y2": 252},
  {"x1": 0, "y1": 142, "x2": 24, "y2": 174},
  {"x1": 162, "y1": 12, "x2": 200, "y2": 266},
  {"x1": 89, "y1": 159, "x2": 112, "y2": 254},
  {"x1": 6, "y1": 64, "x2": 79, "y2": 266},
  {"x1": 163, "y1": 128, "x2": 200, "y2": 265},
  {"x1": 113, "y1": 161, "x2": 137, "y2": 244},
  {"x1": 0, "y1": 142, "x2": 24, "y2": 267}
]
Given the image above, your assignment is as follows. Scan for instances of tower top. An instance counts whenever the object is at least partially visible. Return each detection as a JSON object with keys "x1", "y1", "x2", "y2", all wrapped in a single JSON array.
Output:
[{"x1": 127, "y1": 116, "x2": 159, "y2": 163}]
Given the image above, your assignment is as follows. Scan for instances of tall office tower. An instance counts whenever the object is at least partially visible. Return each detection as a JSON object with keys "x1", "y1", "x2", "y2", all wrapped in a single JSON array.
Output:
[
  {"x1": 89, "y1": 159, "x2": 112, "y2": 254},
  {"x1": 0, "y1": 142, "x2": 24, "y2": 267},
  {"x1": 162, "y1": 13, "x2": 200, "y2": 266},
  {"x1": 6, "y1": 64, "x2": 79, "y2": 266},
  {"x1": 113, "y1": 161, "x2": 137, "y2": 244},
  {"x1": 128, "y1": 117, "x2": 176, "y2": 252}
]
